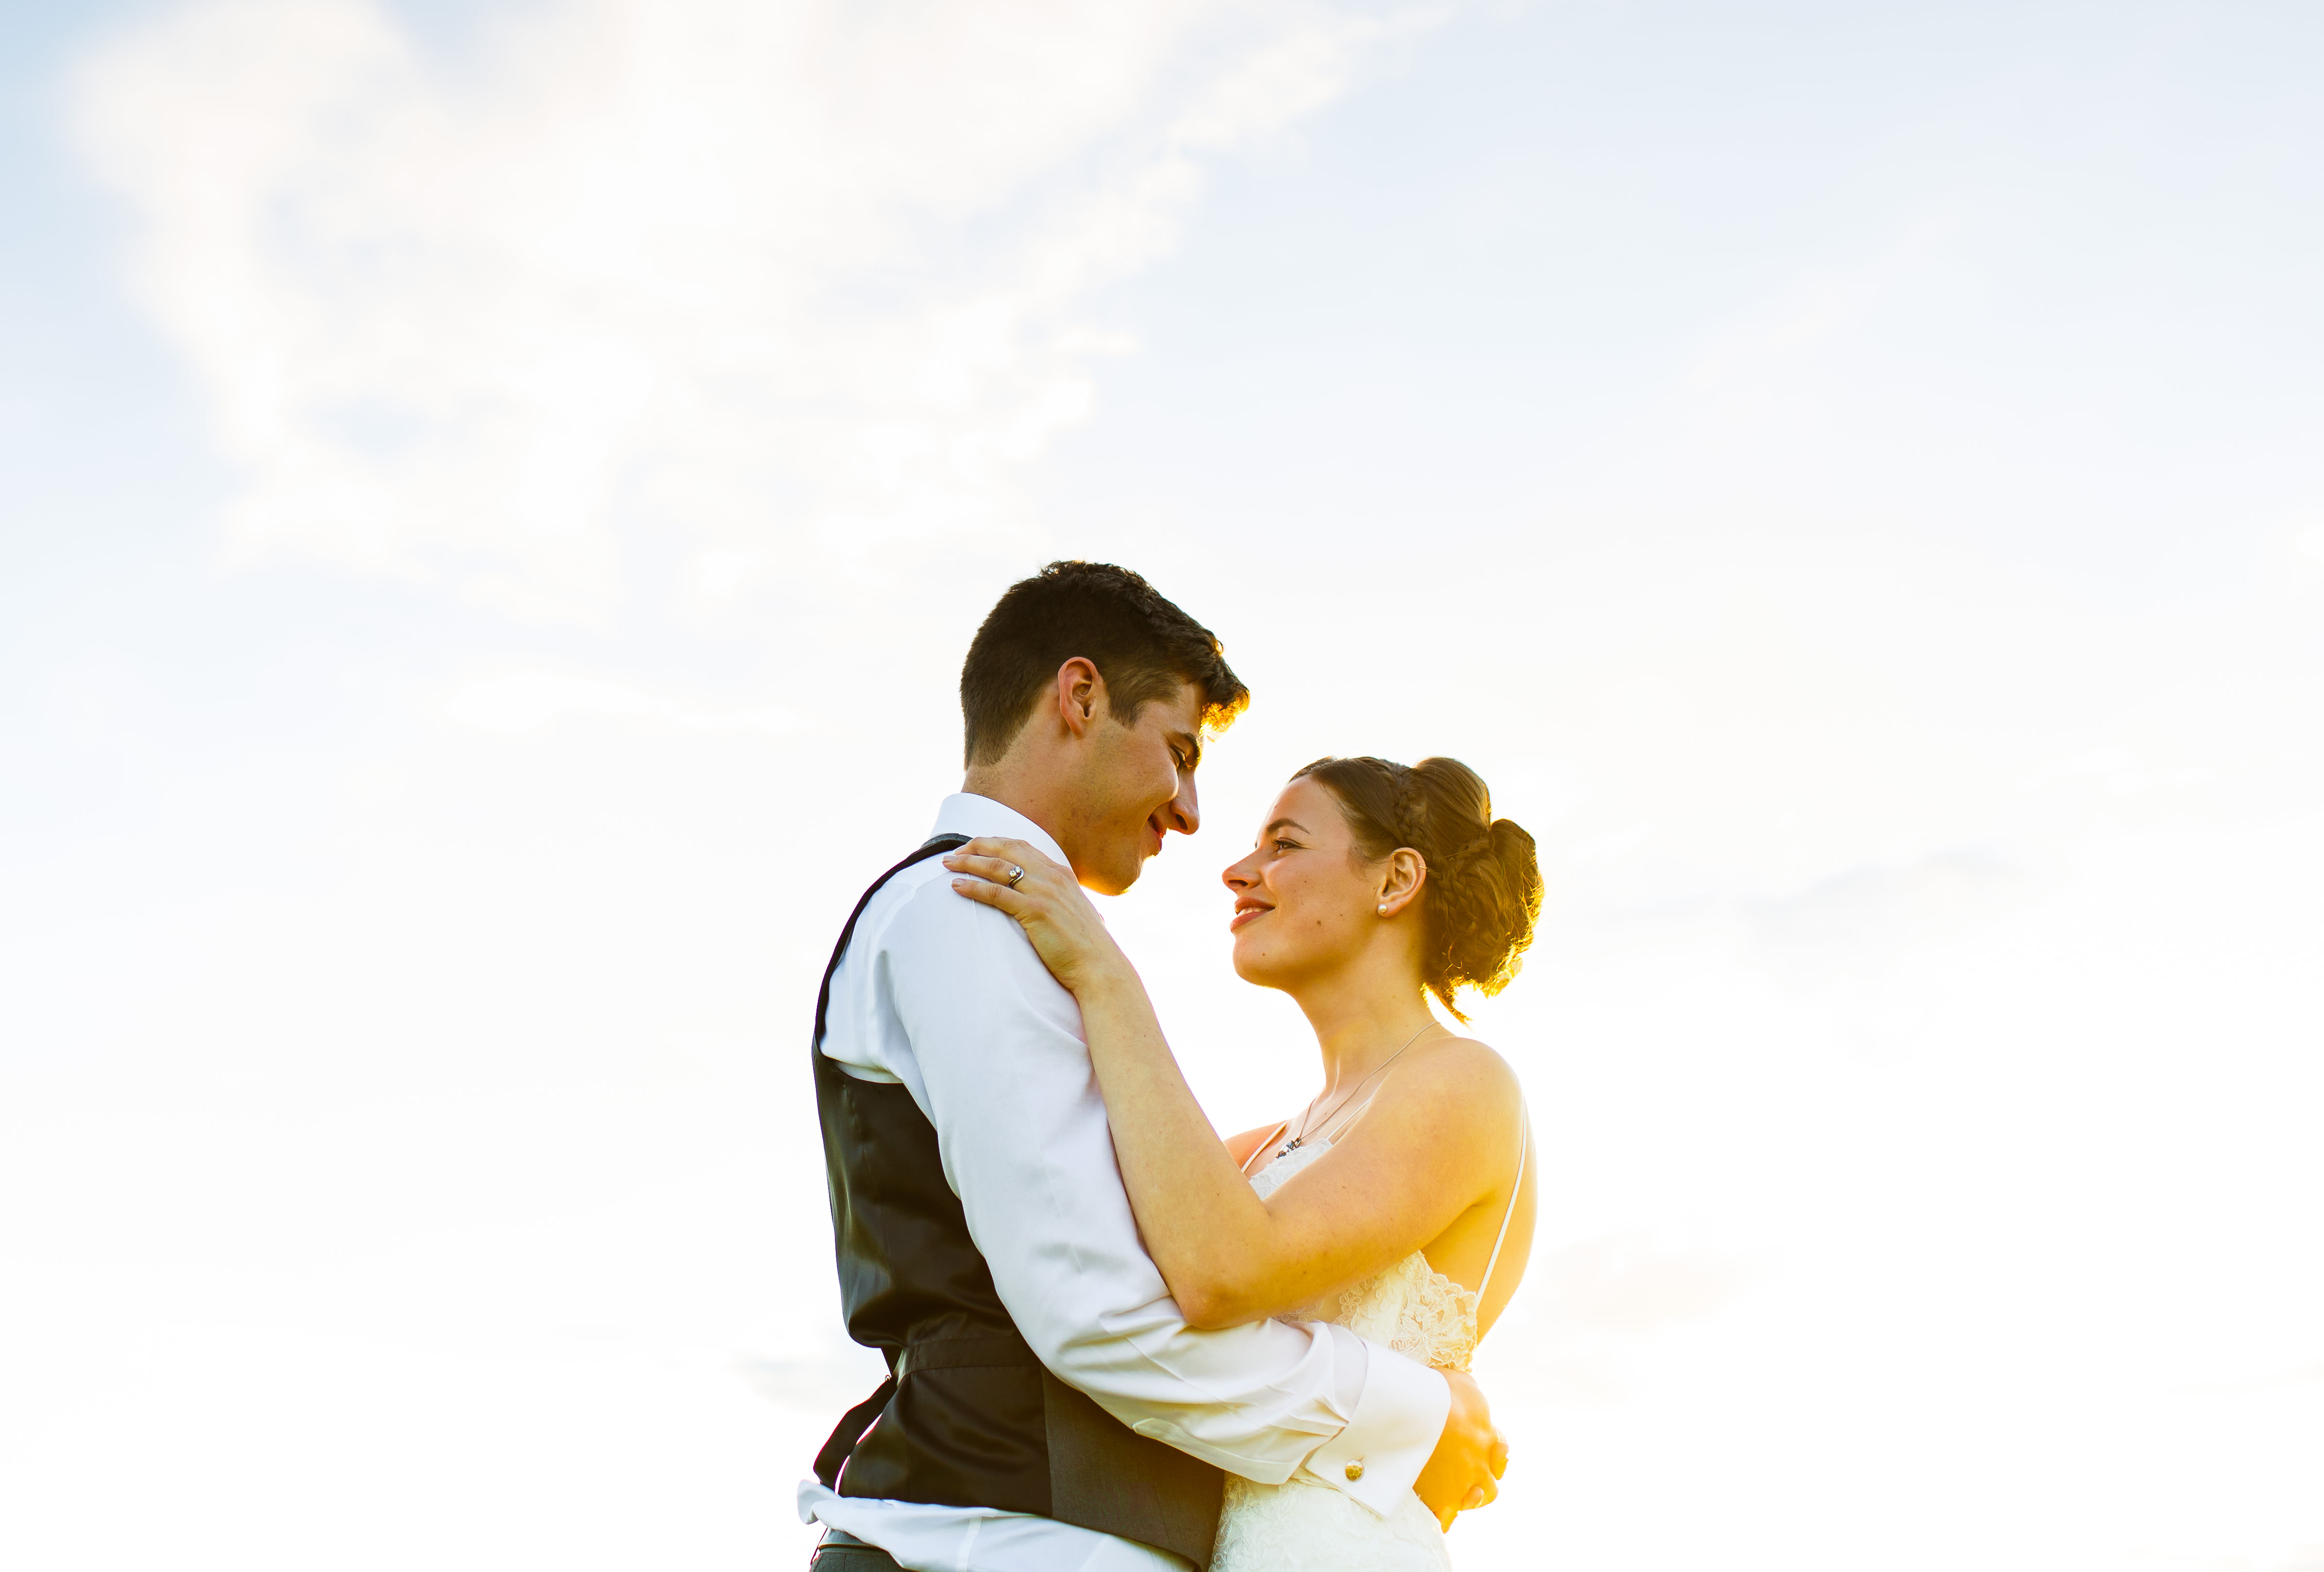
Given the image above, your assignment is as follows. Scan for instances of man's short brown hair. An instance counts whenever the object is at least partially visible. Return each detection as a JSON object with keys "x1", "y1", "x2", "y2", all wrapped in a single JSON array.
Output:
[{"x1": 960, "y1": 562, "x2": 1250, "y2": 767}]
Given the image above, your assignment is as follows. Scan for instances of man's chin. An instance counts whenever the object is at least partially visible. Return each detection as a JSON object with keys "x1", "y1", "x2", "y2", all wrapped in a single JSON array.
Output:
[{"x1": 1080, "y1": 849, "x2": 1149, "y2": 897}]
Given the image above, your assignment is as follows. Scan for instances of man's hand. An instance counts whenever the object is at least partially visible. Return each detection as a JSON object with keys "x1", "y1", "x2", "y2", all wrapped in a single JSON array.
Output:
[{"x1": 1412, "y1": 1370, "x2": 1510, "y2": 1531}]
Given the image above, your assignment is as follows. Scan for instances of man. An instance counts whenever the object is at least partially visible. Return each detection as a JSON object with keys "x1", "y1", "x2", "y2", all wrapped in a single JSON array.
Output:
[{"x1": 800, "y1": 562, "x2": 1506, "y2": 1571}]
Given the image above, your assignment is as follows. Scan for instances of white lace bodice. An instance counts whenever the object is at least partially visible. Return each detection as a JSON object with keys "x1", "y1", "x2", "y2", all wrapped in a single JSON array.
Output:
[
  {"x1": 1245, "y1": 1139, "x2": 1481, "y2": 1373},
  {"x1": 1209, "y1": 1134, "x2": 1505, "y2": 1572}
]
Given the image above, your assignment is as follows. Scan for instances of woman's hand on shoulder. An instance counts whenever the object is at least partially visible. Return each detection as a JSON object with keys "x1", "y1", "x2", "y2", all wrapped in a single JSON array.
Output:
[{"x1": 945, "y1": 837, "x2": 1134, "y2": 996}]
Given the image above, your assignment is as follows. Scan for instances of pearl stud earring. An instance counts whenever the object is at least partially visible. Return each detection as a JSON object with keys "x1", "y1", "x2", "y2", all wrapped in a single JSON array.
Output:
[{"x1": 1377, "y1": 903, "x2": 1389, "y2": 915}]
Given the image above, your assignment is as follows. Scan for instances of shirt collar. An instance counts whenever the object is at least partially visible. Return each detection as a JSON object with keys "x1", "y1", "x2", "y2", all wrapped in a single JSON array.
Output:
[{"x1": 930, "y1": 792, "x2": 1070, "y2": 869}]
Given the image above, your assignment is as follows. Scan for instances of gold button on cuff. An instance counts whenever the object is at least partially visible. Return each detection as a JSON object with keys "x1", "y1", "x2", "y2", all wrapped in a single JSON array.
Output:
[{"x1": 1344, "y1": 1459, "x2": 1365, "y2": 1481}]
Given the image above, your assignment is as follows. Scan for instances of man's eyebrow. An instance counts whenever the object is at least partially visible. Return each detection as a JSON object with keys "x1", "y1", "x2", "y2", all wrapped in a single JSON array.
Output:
[{"x1": 1262, "y1": 818, "x2": 1309, "y2": 837}]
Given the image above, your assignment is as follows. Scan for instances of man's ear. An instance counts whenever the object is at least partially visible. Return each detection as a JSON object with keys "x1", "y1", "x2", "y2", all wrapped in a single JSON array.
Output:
[{"x1": 1053, "y1": 657, "x2": 1103, "y2": 739}]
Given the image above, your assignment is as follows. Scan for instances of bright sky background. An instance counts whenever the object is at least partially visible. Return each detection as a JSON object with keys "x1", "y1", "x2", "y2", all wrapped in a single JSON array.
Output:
[{"x1": 4, "y1": 2, "x2": 2322, "y2": 1569}]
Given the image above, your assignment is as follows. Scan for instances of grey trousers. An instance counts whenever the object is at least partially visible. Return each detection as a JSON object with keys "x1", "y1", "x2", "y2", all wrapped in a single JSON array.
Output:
[{"x1": 809, "y1": 1530, "x2": 903, "y2": 1571}]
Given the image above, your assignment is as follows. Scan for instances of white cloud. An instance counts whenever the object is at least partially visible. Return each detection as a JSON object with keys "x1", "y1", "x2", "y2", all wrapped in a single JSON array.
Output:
[{"x1": 72, "y1": 0, "x2": 1406, "y2": 618}]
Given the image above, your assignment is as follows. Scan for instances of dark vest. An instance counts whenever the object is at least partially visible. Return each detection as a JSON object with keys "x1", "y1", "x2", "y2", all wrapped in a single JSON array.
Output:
[{"x1": 811, "y1": 836, "x2": 1225, "y2": 1569}]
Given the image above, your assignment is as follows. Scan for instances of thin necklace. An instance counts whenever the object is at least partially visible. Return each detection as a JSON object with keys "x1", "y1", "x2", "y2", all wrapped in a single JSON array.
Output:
[{"x1": 1274, "y1": 1022, "x2": 1441, "y2": 1161}]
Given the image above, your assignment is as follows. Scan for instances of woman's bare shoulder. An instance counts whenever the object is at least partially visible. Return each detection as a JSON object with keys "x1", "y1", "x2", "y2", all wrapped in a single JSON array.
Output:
[{"x1": 1381, "y1": 1035, "x2": 1524, "y2": 1139}]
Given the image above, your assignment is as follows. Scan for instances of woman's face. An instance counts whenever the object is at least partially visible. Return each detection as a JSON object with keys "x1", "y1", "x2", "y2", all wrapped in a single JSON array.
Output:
[{"x1": 1221, "y1": 777, "x2": 1381, "y2": 991}]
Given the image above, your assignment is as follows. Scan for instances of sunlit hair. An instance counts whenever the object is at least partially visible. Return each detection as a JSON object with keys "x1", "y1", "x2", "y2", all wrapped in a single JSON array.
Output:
[
  {"x1": 1292, "y1": 755, "x2": 1543, "y2": 1020},
  {"x1": 959, "y1": 561, "x2": 1250, "y2": 767}
]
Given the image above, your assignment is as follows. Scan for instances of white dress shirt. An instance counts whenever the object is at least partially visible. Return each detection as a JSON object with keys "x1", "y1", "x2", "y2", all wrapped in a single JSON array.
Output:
[{"x1": 797, "y1": 793, "x2": 1452, "y2": 1572}]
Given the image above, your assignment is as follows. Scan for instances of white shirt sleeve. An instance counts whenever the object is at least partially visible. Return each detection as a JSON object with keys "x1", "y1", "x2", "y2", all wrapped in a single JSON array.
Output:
[{"x1": 869, "y1": 873, "x2": 1450, "y2": 1515}]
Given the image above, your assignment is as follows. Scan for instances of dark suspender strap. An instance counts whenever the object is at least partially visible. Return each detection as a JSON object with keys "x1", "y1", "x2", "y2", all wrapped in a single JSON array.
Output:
[
  {"x1": 812, "y1": 834, "x2": 971, "y2": 1050},
  {"x1": 814, "y1": 1331, "x2": 1042, "y2": 1487},
  {"x1": 813, "y1": 1369, "x2": 897, "y2": 1489}
]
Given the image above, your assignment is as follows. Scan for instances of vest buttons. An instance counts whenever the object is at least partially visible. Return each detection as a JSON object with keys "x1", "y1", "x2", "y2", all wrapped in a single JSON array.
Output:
[{"x1": 1344, "y1": 1459, "x2": 1365, "y2": 1481}]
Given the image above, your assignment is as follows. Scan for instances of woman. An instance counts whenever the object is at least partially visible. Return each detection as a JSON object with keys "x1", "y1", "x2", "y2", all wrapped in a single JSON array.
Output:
[{"x1": 946, "y1": 754, "x2": 1541, "y2": 1571}]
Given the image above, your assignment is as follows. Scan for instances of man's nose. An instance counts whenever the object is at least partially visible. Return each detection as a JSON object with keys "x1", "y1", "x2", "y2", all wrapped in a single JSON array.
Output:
[{"x1": 1163, "y1": 776, "x2": 1199, "y2": 837}]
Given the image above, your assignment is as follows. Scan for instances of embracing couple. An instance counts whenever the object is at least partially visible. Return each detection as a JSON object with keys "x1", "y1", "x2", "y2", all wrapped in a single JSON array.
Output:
[{"x1": 801, "y1": 563, "x2": 1541, "y2": 1572}]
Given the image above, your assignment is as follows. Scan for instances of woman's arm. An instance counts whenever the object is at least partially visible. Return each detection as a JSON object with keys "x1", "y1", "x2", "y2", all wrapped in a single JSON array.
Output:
[{"x1": 947, "y1": 838, "x2": 1523, "y2": 1329}]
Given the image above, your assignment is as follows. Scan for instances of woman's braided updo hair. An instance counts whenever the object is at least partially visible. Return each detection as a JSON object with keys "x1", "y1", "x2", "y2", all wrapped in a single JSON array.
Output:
[{"x1": 1292, "y1": 755, "x2": 1544, "y2": 1020}]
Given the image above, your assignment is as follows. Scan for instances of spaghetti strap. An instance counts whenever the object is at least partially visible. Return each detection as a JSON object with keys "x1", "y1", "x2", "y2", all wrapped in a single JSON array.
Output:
[
  {"x1": 1239, "y1": 1120, "x2": 1293, "y2": 1177},
  {"x1": 1476, "y1": 1106, "x2": 1529, "y2": 1304}
]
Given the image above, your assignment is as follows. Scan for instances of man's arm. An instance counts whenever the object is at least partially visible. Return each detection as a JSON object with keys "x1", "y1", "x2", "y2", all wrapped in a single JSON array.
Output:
[{"x1": 878, "y1": 877, "x2": 1469, "y2": 1516}]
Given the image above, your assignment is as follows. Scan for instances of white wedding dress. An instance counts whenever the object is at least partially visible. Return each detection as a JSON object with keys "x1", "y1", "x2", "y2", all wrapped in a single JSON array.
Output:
[{"x1": 1210, "y1": 1127, "x2": 1525, "y2": 1572}]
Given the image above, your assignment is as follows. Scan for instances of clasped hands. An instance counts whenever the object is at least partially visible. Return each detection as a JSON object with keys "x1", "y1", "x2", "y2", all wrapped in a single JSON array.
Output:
[{"x1": 1415, "y1": 1369, "x2": 1510, "y2": 1531}]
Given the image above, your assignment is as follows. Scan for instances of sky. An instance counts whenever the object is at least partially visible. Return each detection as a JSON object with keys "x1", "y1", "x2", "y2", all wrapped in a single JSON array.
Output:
[{"x1": 3, "y1": 1, "x2": 2322, "y2": 1568}]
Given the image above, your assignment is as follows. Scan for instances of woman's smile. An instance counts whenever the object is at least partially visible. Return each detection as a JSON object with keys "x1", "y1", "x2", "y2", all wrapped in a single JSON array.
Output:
[{"x1": 1229, "y1": 895, "x2": 1272, "y2": 931}]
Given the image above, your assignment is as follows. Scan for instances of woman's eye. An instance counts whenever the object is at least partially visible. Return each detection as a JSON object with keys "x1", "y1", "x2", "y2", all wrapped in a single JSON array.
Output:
[{"x1": 1273, "y1": 839, "x2": 1298, "y2": 853}]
